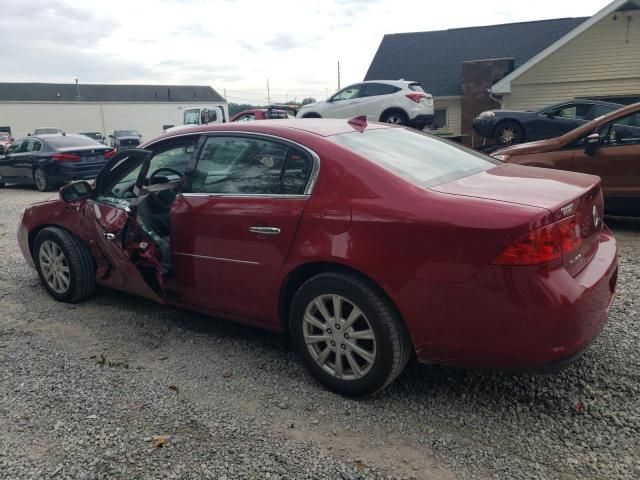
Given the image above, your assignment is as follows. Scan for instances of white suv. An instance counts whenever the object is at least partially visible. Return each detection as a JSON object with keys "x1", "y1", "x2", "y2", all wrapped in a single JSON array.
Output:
[{"x1": 297, "y1": 80, "x2": 434, "y2": 128}]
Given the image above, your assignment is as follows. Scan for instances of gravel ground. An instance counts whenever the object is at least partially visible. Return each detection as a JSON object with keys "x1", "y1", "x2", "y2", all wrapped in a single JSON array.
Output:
[{"x1": 1, "y1": 187, "x2": 639, "y2": 480}]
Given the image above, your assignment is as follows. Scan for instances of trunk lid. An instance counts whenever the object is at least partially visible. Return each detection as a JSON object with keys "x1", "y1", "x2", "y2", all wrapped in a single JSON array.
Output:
[
  {"x1": 432, "y1": 163, "x2": 604, "y2": 276},
  {"x1": 56, "y1": 145, "x2": 111, "y2": 165}
]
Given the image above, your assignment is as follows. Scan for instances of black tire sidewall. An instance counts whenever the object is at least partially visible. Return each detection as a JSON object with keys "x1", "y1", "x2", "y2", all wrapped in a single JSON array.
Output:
[
  {"x1": 290, "y1": 275, "x2": 399, "y2": 396},
  {"x1": 382, "y1": 111, "x2": 408, "y2": 125},
  {"x1": 34, "y1": 229, "x2": 80, "y2": 302}
]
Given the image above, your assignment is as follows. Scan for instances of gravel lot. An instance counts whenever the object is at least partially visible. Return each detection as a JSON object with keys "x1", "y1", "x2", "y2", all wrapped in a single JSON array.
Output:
[{"x1": 1, "y1": 187, "x2": 639, "y2": 480}]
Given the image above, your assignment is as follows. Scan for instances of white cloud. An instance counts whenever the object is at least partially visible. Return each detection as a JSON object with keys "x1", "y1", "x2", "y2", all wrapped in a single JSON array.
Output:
[{"x1": 0, "y1": 0, "x2": 609, "y2": 103}]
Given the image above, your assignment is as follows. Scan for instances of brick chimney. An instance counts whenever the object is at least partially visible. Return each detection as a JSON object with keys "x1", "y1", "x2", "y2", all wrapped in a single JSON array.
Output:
[{"x1": 461, "y1": 58, "x2": 514, "y2": 147}]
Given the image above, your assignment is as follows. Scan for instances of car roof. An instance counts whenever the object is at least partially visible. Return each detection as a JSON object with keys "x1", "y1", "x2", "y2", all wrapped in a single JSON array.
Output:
[{"x1": 145, "y1": 118, "x2": 396, "y2": 145}]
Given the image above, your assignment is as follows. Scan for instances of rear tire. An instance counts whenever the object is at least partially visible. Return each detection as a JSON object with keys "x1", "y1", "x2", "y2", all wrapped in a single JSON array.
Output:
[
  {"x1": 290, "y1": 272, "x2": 411, "y2": 396},
  {"x1": 33, "y1": 166, "x2": 52, "y2": 192},
  {"x1": 494, "y1": 121, "x2": 524, "y2": 145},
  {"x1": 33, "y1": 227, "x2": 95, "y2": 303},
  {"x1": 381, "y1": 110, "x2": 409, "y2": 125}
]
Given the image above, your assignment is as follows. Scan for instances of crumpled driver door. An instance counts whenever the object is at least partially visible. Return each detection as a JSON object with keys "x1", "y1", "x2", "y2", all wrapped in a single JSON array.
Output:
[{"x1": 87, "y1": 149, "x2": 167, "y2": 302}]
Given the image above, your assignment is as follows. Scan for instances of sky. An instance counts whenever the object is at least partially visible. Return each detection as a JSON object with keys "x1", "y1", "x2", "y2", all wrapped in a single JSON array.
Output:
[{"x1": 0, "y1": 0, "x2": 610, "y2": 104}]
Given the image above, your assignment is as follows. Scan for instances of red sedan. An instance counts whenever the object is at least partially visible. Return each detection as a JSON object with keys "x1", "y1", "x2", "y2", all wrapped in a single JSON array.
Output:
[{"x1": 17, "y1": 118, "x2": 618, "y2": 396}]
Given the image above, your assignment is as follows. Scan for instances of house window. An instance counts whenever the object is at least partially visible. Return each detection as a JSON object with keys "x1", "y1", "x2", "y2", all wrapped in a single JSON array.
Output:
[{"x1": 432, "y1": 109, "x2": 447, "y2": 130}]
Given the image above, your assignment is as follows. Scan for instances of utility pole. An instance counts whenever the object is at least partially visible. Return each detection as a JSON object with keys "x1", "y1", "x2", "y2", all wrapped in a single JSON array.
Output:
[
  {"x1": 266, "y1": 79, "x2": 271, "y2": 106},
  {"x1": 337, "y1": 61, "x2": 341, "y2": 90},
  {"x1": 223, "y1": 88, "x2": 227, "y2": 100}
]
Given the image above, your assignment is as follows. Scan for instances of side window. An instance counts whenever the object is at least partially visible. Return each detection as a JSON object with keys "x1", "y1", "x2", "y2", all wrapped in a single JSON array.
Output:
[
  {"x1": 549, "y1": 103, "x2": 592, "y2": 120},
  {"x1": 31, "y1": 140, "x2": 42, "y2": 152},
  {"x1": 7, "y1": 140, "x2": 22, "y2": 154},
  {"x1": 592, "y1": 105, "x2": 619, "y2": 118},
  {"x1": 331, "y1": 85, "x2": 363, "y2": 102},
  {"x1": 191, "y1": 136, "x2": 311, "y2": 195},
  {"x1": 598, "y1": 113, "x2": 640, "y2": 146},
  {"x1": 19, "y1": 139, "x2": 32, "y2": 153},
  {"x1": 362, "y1": 83, "x2": 400, "y2": 97},
  {"x1": 98, "y1": 138, "x2": 197, "y2": 200}
]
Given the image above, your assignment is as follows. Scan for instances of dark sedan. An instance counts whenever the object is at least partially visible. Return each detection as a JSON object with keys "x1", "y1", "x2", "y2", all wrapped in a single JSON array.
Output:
[
  {"x1": 474, "y1": 100, "x2": 623, "y2": 146},
  {"x1": 0, "y1": 134, "x2": 115, "y2": 191},
  {"x1": 110, "y1": 129, "x2": 141, "y2": 148}
]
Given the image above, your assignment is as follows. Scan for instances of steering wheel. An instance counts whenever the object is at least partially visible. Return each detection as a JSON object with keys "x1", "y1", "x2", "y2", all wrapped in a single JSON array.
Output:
[{"x1": 149, "y1": 167, "x2": 184, "y2": 184}]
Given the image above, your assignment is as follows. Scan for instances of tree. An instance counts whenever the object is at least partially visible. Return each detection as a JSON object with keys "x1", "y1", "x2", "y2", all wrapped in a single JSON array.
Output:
[{"x1": 301, "y1": 97, "x2": 316, "y2": 106}]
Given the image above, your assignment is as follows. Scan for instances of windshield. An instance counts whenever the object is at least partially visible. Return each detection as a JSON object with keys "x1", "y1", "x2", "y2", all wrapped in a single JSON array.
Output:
[
  {"x1": 45, "y1": 135, "x2": 102, "y2": 148},
  {"x1": 330, "y1": 127, "x2": 499, "y2": 188},
  {"x1": 115, "y1": 130, "x2": 138, "y2": 137},
  {"x1": 35, "y1": 128, "x2": 62, "y2": 134},
  {"x1": 184, "y1": 109, "x2": 200, "y2": 125}
]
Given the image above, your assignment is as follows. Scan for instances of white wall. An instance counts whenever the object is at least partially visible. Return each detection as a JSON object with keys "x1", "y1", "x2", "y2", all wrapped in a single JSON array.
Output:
[{"x1": 0, "y1": 101, "x2": 228, "y2": 140}]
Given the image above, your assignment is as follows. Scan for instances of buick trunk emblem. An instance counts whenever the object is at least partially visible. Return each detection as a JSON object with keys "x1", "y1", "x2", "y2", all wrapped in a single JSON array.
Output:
[{"x1": 593, "y1": 205, "x2": 601, "y2": 228}]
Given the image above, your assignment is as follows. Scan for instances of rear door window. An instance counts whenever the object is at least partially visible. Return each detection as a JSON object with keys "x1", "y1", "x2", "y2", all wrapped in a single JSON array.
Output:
[{"x1": 362, "y1": 83, "x2": 400, "y2": 97}]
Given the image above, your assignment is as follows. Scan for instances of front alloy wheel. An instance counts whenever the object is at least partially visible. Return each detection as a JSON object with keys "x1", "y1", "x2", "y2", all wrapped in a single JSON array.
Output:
[
  {"x1": 38, "y1": 240, "x2": 71, "y2": 294},
  {"x1": 291, "y1": 272, "x2": 411, "y2": 396}
]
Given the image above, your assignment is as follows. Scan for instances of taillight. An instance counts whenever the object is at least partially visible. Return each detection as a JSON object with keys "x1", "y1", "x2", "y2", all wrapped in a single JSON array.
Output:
[
  {"x1": 52, "y1": 153, "x2": 81, "y2": 162},
  {"x1": 492, "y1": 216, "x2": 582, "y2": 266},
  {"x1": 406, "y1": 92, "x2": 426, "y2": 103},
  {"x1": 104, "y1": 149, "x2": 116, "y2": 159}
]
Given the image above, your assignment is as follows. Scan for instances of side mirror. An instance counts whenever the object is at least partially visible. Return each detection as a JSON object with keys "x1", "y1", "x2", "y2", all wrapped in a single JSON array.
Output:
[
  {"x1": 585, "y1": 133, "x2": 600, "y2": 156},
  {"x1": 60, "y1": 181, "x2": 93, "y2": 202}
]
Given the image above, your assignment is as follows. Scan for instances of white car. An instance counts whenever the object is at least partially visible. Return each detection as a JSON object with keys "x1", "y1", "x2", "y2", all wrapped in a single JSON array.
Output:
[{"x1": 297, "y1": 80, "x2": 434, "y2": 128}]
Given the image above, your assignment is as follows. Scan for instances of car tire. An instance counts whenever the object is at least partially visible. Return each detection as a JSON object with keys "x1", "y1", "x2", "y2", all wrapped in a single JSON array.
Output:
[
  {"x1": 381, "y1": 110, "x2": 409, "y2": 125},
  {"x1": 290, "y1": 271, "x2": 411, "y2": 396},
  {"x1": 33, "y1": 166, "x2": 53, "y2": 192},
  {"x1": 494, "y1": 121, "x2": 524, "y2": 145},
  {"x1": 33, "y1": 227, "x2": 96, "y2": 303},
  {"x1": 302, "y1": 113, "x2": 322, "y2": 118}
]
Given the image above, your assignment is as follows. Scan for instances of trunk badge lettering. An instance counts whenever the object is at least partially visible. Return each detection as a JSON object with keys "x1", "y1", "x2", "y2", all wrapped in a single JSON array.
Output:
[{"x1": 561, "y1": 203, "x2": 574, "y2": 217}]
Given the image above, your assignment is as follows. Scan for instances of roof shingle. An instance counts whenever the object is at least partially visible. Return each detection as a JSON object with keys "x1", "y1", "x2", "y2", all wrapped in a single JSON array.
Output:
[{"x1": 364, "y1": 17, "x2": 587, "y2": 97}]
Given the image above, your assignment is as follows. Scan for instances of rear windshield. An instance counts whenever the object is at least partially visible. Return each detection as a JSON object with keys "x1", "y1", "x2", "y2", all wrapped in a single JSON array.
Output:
[
  {"x1": 45, "y1": 135, "x2": 101, "y2": 148},
  {"x1": 408, "y1": 83, "x2": 425, "y2": 93},
  {"x1": 330, "y1": 128, "x2": 500, "y2": 188},
  {"x1": 115, "y1": 130, "x2": 138, "y2": 136},
  {"x1": 35, "y1": 128, "x2": 62, "y2": 134}
]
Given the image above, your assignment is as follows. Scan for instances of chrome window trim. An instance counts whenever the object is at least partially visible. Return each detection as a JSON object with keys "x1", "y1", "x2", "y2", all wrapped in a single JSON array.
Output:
[
  {"x1": 173, "y1": 251, "x2": 260, "y2": 266},
  {"x1": 180, "y1": 193, "x2": 309, "y2": 200},
  {"x1": 145, "y1": 130, "x2": 321, "y2": 196}
]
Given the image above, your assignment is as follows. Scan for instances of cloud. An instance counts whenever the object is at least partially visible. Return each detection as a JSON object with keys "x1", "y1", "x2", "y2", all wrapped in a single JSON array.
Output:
[
  {"x1": 238, "y1": 40, "x2": 257, "y2": 52},
  {"x1": 265, "y1": 34, "x2": 302, "y2": 51}
]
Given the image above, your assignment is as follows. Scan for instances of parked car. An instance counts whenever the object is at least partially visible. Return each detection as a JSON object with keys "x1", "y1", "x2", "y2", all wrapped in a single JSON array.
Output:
[
  {"x1": 493, "y1": 101, "x2": 640, "y2": 216},
  {"x1": 0, "y1": 131, "x2": 12, "y2": 154},
  {"x1": 110, "y1": 129, "x2": 141, "y2": 148},
  {"x1": 474, "y1": 100, "x2": 623, "y2": 146},
  {"x1": 231, "y1": 107, "x2": 291, "y2": 122},
  {"x1": 0, "y1": 134, "x2": 115, "y2": 191},
  {"x1": 16, "y1": 119, "x2": 617, "y2": 396},
  {"x1": 79, "y1": 132, "x2": 106, "y2": 144},
  {"x1": 33, "y1": 127, "x2": 64, "y2": 136},
  {"x1": 297, "y1": 80, "x2": 434, "y2": 129}
]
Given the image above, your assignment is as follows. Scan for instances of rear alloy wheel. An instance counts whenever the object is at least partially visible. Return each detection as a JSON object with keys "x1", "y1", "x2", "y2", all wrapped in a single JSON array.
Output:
[
  {"x1": 290, "y1": 272, "x2": 411, "y2": 396},
  {"x1": 381, "y1": 111, "x2": 409, "y2": 125},
  {"x1": 34, "y1": 227, "x2": 95, "y2": 303},
  {"x1": 495, "y1": 121, "x2": 524, "y2": 145},
  {"x1": 33, "y1": 166, "x2": 52, "y2": 192}
]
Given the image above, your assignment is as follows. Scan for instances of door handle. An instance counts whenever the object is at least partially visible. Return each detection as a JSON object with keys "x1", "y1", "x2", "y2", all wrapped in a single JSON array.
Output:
[
  {"x1": 103, "y1": 232, "x2": 116, "y2": 241},
  {"x1": 249, "y1": 226, "x2": 281, "y2": 235}
]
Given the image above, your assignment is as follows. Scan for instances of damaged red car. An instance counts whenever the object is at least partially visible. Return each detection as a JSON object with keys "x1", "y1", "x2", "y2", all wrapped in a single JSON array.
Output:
[{"x1": 17, "y1": 119, "x2": 618, "y2": 396}]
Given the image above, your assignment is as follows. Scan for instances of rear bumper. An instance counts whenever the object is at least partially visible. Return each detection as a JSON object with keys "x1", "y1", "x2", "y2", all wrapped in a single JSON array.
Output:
[{"x1": 390, "y1": 227, "x2": 618, "y2": 369}]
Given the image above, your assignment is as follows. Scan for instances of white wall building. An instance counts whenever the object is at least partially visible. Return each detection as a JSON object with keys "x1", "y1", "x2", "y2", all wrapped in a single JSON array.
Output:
[{"x1": 0, "y1": 82, "x2": 228, "y2": 140}]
